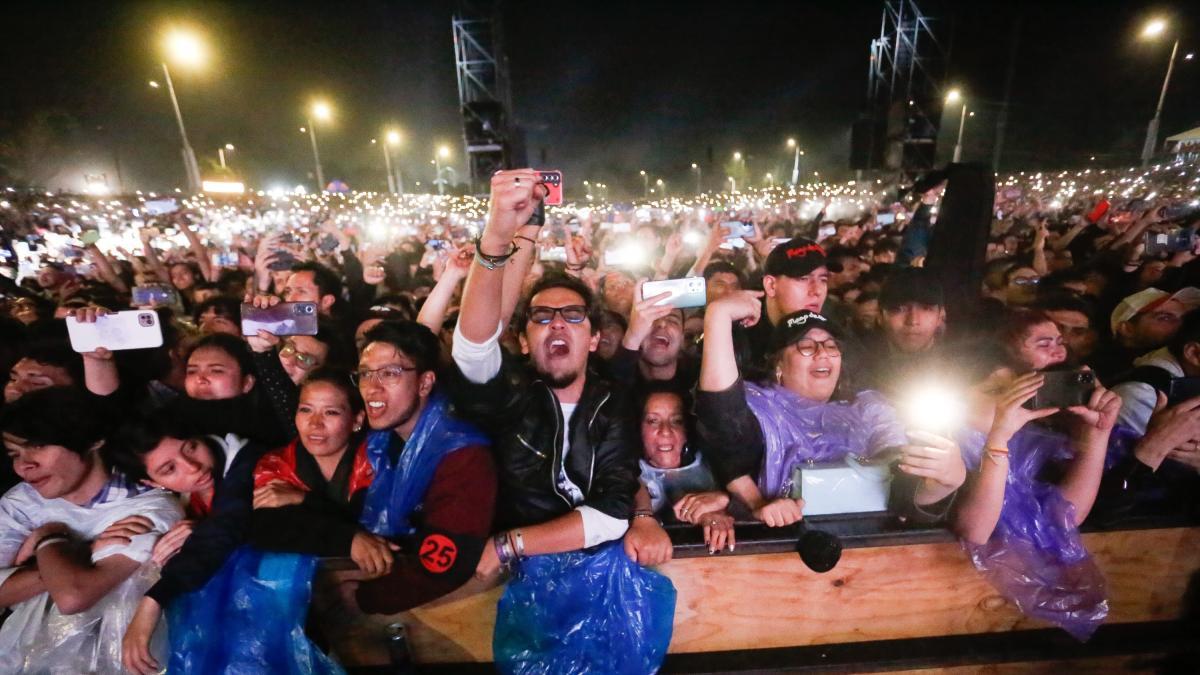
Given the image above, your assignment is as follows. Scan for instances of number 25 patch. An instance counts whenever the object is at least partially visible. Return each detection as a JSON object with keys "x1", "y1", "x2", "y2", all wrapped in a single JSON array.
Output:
[{"x1": 419, "y1": 534, "x2": 458, "y2": 574}]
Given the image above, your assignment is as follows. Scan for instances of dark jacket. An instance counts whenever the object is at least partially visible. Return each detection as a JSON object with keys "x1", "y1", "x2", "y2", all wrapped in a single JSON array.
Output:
[
  {"x1": 146, "y1": 438, "x2": 266, "y2": 607},
  {"x1": 448, "y1": 352, "x2": 639, "y2": 530}
]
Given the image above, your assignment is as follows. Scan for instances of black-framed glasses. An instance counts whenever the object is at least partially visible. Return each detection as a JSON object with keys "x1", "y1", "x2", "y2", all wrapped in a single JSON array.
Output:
[
  {"x1": 793, "y1": 338, "x2": 841, "y2": 357},
  {"x1": 352, "y1": 364, "x2": 417, "y2": 385},
  {"x1": 528, "y1": 305, "x2": 588, "y2": 325}
]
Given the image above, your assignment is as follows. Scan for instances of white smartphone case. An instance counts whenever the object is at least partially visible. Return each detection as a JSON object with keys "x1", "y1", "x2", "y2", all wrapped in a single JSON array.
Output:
[{"x1": 67, "y1": 311, "x2": 164, "y2": 352}]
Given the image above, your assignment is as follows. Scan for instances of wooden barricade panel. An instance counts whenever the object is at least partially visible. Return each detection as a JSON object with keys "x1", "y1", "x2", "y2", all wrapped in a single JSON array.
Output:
[{"x1": 320, "y1": 527, "x2": 1200, "y2": 666}]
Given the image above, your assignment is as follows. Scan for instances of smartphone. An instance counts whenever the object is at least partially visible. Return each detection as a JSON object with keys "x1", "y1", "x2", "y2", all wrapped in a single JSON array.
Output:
[
  {"x1": 1086, "y1": 199, "x2": 1110, "y2": 224},
  {"x1": 539, "y1": 170, "x2": 563, "y2": 206},
  {"x1": 318, "y1": 234, "x2": 340, "y2": 253},
  {"x1": 143, "y1": 198, "x2": 179, "y2": 216},
  {"x1": 1167, "y1": 377, "x2": 1200, "y2": 406},
  {"x1": 267, "y1": 250, "x2": 297, "y2": 271},
  {"x1": 721, "y1": 221, "x2": 755, "y2": 239},
  {"x1": 211, "y1": 251, "x2": 239, "y2": 268},
  {"x1": 539, "y1": 246, "x2": 568, "y2": 263},
  {"x1": 241, "y1": 302, "x2": 319, "y2": 336},
  {"x1": 80, "y1": 230, "x2": 101, "y2": 246},
  {"x1": 642, "y1": 277, "x2": 707, "y2": 309},
  {"x1": 1143, "y1": 228, "x2": 1195, "y2": 256},
  {"x1": 66, "y1": 311, "x2": 164, "y2": 352},
  {"x1": 875, "y1": 212, "x2": 897, "y2": 226},
  {"x1": 132, "y1": 284, "x2": 178, "y2": 307},
  {"x1": 1160, "y1": 203, "x2": 1200, "y2": 221},
  {"x1": 427, "y1": 239, "x2": 447, "y2": 251},
  {"x1": 1025, "y1": 370, "x2": 1096, "y2": 410}
]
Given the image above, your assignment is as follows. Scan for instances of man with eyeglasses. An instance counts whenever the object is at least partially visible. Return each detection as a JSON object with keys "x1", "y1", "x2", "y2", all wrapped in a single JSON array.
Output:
[
  {"x1": 451, "y1": 169, "x2": 656, "y2": 576},
  {"x1": 347, "y1": 320, "x2": 497, "y2": 613},
  {"x1": 1092, "y1": 287, "x2": 1200, "y2": 382}
]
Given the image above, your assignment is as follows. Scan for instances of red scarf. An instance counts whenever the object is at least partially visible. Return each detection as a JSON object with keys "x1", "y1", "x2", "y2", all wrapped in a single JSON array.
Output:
[{"x1": 253, "y1": 438, "x2": 374, "y2": 497}]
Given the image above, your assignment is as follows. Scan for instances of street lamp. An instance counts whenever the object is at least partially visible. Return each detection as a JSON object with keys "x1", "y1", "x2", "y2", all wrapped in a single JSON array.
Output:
[
  {"x1": 655, "y1": 178, "x2": 665, "y2": 197},
  {"x1": 786, "y1": 138, "x2": 802, "y2": 186},
  {"x1": 691, "y1": 162, "x2": 702, "y2": 194},
  {"x1": 765, "y1": 172, "x2": 775, "y2": 188},
  {"x1": 434, "y1": 145, "x2": 451, "y2": 195},
  {"x1": 1139, "y1": 18, "x2": 1182, "y2": 166},
  {"x1": 218, "y1": 143, "x2": 234, "y2": 169},
  {"x1": 946, "y1": 89, "x2": 967, "y2": 162},
  {"x1": 159, "y1": 28, "x2": 205, "y2": 193},
  {"x1": 727, "y1": 176, "x2": 737, "y2": 193},
  {"x1": 639, "y1": 170, "x2": 649, "y2": 199},
  {"x1": 376, "y1": 130, "x2": 403, "y2": 194},
  {"x1": 306, "y1": 101, "x2": 332, "y2": 191}
]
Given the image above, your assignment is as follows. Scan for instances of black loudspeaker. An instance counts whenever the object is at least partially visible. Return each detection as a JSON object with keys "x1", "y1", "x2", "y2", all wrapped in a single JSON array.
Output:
[
  {"x1": 463, "y1": 101, "x2": 506, "y2": 143},
  {"x1": 850, "y1": 117, "x2": 879, "y2": 170},
  {"x1": 924, "y1": 162, "x2": 995, "y2": 325}
]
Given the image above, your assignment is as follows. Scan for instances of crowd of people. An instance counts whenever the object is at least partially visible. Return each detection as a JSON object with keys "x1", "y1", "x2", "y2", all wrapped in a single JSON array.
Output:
[{"x1": 1, "y1": 157, "x2": 1199, "y2": 672}]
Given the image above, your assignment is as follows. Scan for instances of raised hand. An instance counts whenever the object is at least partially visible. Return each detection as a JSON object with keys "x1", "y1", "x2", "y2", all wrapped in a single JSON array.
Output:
[{"x1": 482, "y1": 169, "x2": 546, "y2": 251}]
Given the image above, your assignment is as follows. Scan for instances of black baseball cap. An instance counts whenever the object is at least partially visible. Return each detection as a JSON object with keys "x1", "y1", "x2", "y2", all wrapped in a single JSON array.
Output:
[
  {"x1": 770, "y1": 310, "x2": 844, "y2": 352},
  {"x1": 878, "y1": 267, "x2": 944, "y2": 310},
  {"x1": 764, "y1": 237, "x2": 828, "y2": 278}
]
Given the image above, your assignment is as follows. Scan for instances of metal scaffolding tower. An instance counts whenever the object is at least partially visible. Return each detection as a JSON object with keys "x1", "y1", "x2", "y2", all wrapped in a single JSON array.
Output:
[
  {"x1": 452, "y1": 3, "x2": 516, "y2": 193},
  {"x1": 855, "y1": 0, "x2": 946, "y2": 176}
]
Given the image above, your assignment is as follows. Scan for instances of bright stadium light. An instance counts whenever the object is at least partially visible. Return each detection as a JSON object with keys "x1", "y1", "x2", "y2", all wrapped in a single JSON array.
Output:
[
  {"x1": 1141, "y1": 18, "x2": 1167, "y2": 39},
  {"x1": 945, "y1": 88, "x2": 962, "y2": 104},
  {"x1": 311, "y1": 101, "x2": 332, "y2": 121},
  {"x1": 164, "y1": 29, "x2": 206, "y2": 69},
  {"x1": 386, "y1": 130, "x2": 402, "y2": 145}
]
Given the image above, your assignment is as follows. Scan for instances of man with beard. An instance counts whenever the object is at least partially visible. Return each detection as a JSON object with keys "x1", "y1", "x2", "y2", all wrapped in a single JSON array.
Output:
[
  {"x1": 451, "y1": 169, "x2": 657, "y2": 578},
  {"x1": 350, "y1": 321, "x2": 497, "y2": 612}
]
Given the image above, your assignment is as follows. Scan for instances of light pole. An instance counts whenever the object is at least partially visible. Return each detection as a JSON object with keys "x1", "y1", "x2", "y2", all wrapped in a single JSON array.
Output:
[
  {"x1": 159, "y1": 29, "x2": 205, "y2": 193},
  {"x1": 218, "y1": 143, "x2": 234, "y2": 169},
  {"x1": 728, "y1": 176, "x2": 737, "y2": 193},
  {"x1": 434, "y1": 145, "x2": 451, "y2": 195},
  {"x1": 765, "y1": 172, "x2": 775, "y2": 188},
  {"x1": 946, "y1": 89, "x2": 967, "y2": 163},
  {"x1": 386, "y1": 130, "x2": 404, "y2": 194},
  {"x1": 307, "y1": 101, "x2": 331, "y2": 191},
  {"x1": 691, "y1": 163, "x2": 702, "y2": 194},
  {"x1": 655, "y1": 178, "x2": 665, "y2": 197},
  {"x1": 1140, "y1": 19, "x2": 1181, "y2": 166},
  {"x1": 639, "y1": 170, "x2": 648, "y2": 199},
  {"x1": 787, "y1": 138, "x2": 801, "y2": 186}
]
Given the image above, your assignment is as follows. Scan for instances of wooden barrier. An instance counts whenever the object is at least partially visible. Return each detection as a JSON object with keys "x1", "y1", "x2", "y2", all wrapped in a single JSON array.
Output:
[{"x1": 321, "y1": 526, "x2": 1200, "y2": 667}]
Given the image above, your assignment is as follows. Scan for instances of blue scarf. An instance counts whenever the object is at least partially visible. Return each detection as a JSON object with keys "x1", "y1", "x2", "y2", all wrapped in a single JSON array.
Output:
[{"x1": 360, "y1": 389, "x2": 490, "y2": 538}]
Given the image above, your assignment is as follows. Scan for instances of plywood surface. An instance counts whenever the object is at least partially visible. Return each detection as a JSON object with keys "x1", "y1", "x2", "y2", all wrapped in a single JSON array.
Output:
[{"x1": 321, "y1": 527, "x2": 1200, "y2": 665}]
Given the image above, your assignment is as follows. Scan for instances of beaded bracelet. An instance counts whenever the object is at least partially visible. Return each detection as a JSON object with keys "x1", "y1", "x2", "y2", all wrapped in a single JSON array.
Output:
[{"x1": 493, "y1": 532, "x2": 515, "y2": 568}]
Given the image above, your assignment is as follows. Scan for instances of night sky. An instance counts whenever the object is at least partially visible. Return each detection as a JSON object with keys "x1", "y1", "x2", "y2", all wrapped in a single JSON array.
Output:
[{"x1": 0, "y1": 0, "x2": 1197, "y2": 196}]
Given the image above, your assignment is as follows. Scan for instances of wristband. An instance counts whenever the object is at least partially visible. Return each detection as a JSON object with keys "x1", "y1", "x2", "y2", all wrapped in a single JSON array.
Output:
[
  {"x1": 493, "y1": 533, "x2": 513, "y2": 567},
  {"x1": 473, "y1": 236, "x2": 519, "y2": 270},
  {"x1": 513, "y1": 529, "x2": 525, "y2": 558},
  {"x1": 984, "y1": 446, "x2": 1010, "y2": 466},
  {"x1": 35, "y1": 535, "x2": 69, "y2": 552},
  {"x1": 514, "y1": 235, "x2": 537, "y2": 246}
]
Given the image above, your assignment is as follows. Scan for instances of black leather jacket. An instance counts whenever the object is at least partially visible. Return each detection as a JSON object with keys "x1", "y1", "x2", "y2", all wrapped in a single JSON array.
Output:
[{"x1": 448, "y1": 352, "x2": 639, "y2": 530}]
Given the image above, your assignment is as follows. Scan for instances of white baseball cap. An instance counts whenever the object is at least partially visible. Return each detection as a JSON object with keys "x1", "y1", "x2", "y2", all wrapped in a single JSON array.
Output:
[{"x1": 1110, "y1": 287, "x2": 1200, "y2": 335}]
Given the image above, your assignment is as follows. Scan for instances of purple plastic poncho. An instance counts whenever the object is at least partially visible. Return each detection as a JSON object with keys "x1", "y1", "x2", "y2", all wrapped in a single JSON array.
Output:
[
  {"x1": 957, "y1": 423, "x2": 1138, "y2": 641},
  {"x1": 743, "y1": 383, "x2": 908, "y2": 499}
]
